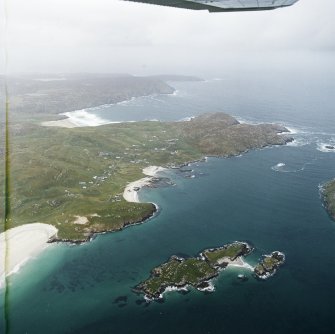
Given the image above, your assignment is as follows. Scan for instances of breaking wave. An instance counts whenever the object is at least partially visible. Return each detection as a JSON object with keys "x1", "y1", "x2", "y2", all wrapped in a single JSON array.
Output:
[
  {"x1": 317, "y1": 142, "x2": 335, "y2": 153},
  {"x1": 61, "y1": 110, "x2": 119, "y2": 127},
  {"x1": 271, "y1": 163, "x2": 286, "y2": 172}
]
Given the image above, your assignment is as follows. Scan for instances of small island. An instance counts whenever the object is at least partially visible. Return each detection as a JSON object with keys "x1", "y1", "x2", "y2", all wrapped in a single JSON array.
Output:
[
  {"x1": 321, "y1": 179, "x2": 335, "y2": 221},
  {"x1": 254, "y1": 251, "x2": 285, "y2": 279},
  {"x1": 134, "y1": 242, "x2": 284, "y2": 300}
]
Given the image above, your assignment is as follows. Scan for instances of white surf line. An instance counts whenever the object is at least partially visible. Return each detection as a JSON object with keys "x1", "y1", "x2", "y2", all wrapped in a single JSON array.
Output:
[{"x1": 0, "y1": 223, "x2": 58, "y2": 288}]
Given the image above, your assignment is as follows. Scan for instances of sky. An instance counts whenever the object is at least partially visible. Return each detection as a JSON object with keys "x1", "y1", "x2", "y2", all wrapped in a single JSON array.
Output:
[{"x1": 0, "y1": 0, "x2": 335, "y2": 75}]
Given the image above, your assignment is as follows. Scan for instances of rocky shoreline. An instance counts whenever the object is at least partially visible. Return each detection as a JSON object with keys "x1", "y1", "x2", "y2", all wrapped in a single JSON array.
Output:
[
  {"x1": 134, "y1": 242, "x2": 286, "y2": 301},
  {"x1": 48, "y1": 203, "x2": 158, "y2": 244},
  {"x1": 254, "y1": 251, "x2": 286, "y2": 279},
  {"x1": 321, "y1": 179, "x2": 335, "y2": 221}
]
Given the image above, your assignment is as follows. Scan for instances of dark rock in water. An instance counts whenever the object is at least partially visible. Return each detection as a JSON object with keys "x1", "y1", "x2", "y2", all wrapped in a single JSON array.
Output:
[
  {"x1": 325, "y1": 145, "x2": 335, "y2": 150},
  {"x1": 117, "y1": 303, "x2": 127, "y2": 308},
  {"x1": 237, "y1": 274, "x2": 248, "y2": 282},
  {"x1": 113, "y1": 296, "x2": 128, "y2": 304},
  {"x1": 148, "y1": 177, "x2": 174, "y2": 188},
  {"x1": 179, "y1": 168, "x2": 193, "y2": 173},
  {"x1": 196, "y1": 281, "x2": 210, "y2": 289},
  {"x1": 174, "y1": 252, "x2": 191, "y2": 259}
]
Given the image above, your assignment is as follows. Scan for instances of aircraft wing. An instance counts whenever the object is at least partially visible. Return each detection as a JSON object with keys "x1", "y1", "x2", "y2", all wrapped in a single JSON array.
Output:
[{"x1": 124, "y1": 0, "x2": 299, "y2": 12}]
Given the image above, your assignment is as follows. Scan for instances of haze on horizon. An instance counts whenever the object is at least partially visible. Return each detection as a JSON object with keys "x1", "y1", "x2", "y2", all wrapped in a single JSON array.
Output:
[{"x1": 0, "y1": 0, "x2": 334, "y2": 76}]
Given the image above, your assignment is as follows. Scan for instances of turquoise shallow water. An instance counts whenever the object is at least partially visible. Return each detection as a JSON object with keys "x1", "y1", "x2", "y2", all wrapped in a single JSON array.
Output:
[
  {"x1": 1, "y1": 64, "x2": 335, "y2": 333},
  {"x1": 2, "y1": 146, "x2": 335, "y2": 334}
]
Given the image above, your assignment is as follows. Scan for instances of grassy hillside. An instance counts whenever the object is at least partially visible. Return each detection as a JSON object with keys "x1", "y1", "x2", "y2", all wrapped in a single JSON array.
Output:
[{"x1": 0, "y1": 113, "x2": 292, "y2": 241}]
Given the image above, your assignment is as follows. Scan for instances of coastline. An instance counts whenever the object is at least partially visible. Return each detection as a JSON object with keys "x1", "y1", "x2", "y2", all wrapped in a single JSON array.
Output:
[
  {"x1": 0, "y1": 223, "x2": 58, "y2": 288},
  {"x1": 40, "y1": 91, "x2": 177, "y2": 129},
  {"x1": 226, "y1": 256, "x2": 254, "y2": 270},
  {"x1": 136, "y1": 242, "x2": 255, "y2": 301},
  {"x1": 123, "y1": 166, "x2": 166, "y2": 203},
  {"x1": 41, "y1": 118, "x2": 78, "y2": 128},
  {"x1": 49, "y1": 166, "x2": 167, "y2": 244},
  {"x1": 139, "y1": 255, "x2": 254, "y2": 301},
  {"x1": 14, "y1": 114, "x2": 293, "y2": 285}
]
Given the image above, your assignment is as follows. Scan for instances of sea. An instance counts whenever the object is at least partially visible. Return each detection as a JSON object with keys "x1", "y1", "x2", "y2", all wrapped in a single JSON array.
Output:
[{"x1": 1, "y1": 63, "x2": 335, "y2": 333}]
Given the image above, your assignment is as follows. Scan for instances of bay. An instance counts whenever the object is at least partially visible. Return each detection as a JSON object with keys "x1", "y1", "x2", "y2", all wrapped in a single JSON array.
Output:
[{"x1": 1, "y1": 62, "x2": 335, "y2": 333}]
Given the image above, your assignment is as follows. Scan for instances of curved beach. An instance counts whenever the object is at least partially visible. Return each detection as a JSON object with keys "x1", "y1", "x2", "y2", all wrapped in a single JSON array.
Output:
[
  {"x1": 0, "y1": 223, "x2": 58, "y2": 288},
  {"x1": 41, "y1": 118, "x2": 78, "y2": 128},
  {"x1": 123, "y1": 166, "x2": 166, "y2": 203}
]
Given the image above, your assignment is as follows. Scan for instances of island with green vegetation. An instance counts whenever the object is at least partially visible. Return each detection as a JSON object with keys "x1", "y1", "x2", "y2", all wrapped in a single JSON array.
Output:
[
  {"x1": 254, "y1": 251, "x2": 285, "y2": 279},
  {"x1": 201, "y1": 241, "x2": 252, "y2": 266},
  {"x1": 321, "y1": 179, "x2": 335, "y2": 221},
  {"x1": 134, "y1": 242, "x2": 285, "y2": 300},
  {"x1": 134, "y1": 242, "x2": 252, "y2": 300}
]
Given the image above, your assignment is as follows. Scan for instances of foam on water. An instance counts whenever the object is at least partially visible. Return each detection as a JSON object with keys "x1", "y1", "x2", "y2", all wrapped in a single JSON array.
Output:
[
  {"x1": 179, "y1": 116, "x2": 195, "y2": 122},
  {"x1": 285, "y1": 126, "x2": 301, "y2": 135},
  {"x1": 234, "y1": 116, "x2": 261, "y2": 125},
  {"x1": 61, "y1": 110, "x2": 115, "y2": 127},
  {"x1": 116, "y1": 97, "x2": 136, "y2": 106},
  {"x1": 287, "y1": 137, "x2": 310, "y2": 147},
  {"x1": 317, "y1": 142, "x2": 335, "y2": 153},
  {"x1": 271, "y1": 162, "x2": 286, "y2": 172}
]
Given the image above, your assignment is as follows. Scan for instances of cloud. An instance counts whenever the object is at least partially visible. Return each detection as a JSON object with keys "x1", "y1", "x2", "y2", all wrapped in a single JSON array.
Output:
[{"x1": 2, "y1": 0, "x2": 335, "y2": 74}]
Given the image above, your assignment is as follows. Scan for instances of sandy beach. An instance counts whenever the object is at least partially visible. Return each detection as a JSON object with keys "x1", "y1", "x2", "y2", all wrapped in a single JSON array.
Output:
[
  {"x1": 41, "y1": 118, "x2": 78, "y2": 128},
  {"x1": 226, "y1": 257, "x2": 254, "y2": 270},
  {"x1": 123, "y1": 166, "x2": 166, "y2": 203},
  {"x1": 0, "y1": 223, "x2": 58, "y2": 288}
]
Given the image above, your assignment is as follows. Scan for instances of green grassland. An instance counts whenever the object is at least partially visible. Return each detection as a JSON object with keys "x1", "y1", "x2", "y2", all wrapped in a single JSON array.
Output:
[
  {"x1": 135, "y1": 241, "x2": 252, "y2": 299},
  {"x1": 254, "y1": 251, "x2": 285, "y2": 278},
  {"x1": 137, "y1": 257, "x2": 217, "y2": 298},
  {"x1": 323, "y1": 180, "x2": 335, "y2": 221},
  {"x1": 203, "y1": 242, "x2": 251, "y2": 265},
  {"x1": 136, "y1": 242, "x2": 286, "y2": 299},
  {"x1": 1, "y1": 113, "x2": 292, "y2": 241},
  {"x1": 2, "y1": 74, "x2": 176, "y2": 123}
]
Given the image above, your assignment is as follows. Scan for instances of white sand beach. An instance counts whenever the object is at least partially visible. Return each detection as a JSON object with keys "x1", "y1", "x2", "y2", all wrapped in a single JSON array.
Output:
[
  {"x1": 0, "y1": 223, "x2": 58, "y2": 288},
  {"x1": 226, "y1": 257, "x2": 254, "y2": 270},
  {"x1": 123, "y1": 166, "x2": 166, "y2": 203},
  {"x1": 41, "y1": 109, "x2": 113, "y2": 128},
  {"x1": 41, "y1": 118, "x2": 78, "y2": 128}
]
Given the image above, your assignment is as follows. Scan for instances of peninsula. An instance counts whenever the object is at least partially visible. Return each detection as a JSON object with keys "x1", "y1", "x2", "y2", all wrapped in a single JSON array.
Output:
[
  {"x1": 0, "y1": 110, "x2": 293, "y2": 244},
  {"x1": 0, "y1": 113, "x2": 292, "y2": 243},
  {"x1": 0, "y1": 74, "x2": 294, "y2": 285},
  {"x1": 1, "y1": 73, "x2": 176, "y2": 123}
]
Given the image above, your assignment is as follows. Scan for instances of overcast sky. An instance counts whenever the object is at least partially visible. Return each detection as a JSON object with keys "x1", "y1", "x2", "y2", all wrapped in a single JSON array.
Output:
[{"x1": 1, "y1": 0, "x2": 334, "y2": 75}]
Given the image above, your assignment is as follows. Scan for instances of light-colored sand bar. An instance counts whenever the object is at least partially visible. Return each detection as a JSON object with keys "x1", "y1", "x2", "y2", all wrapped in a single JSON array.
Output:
[
  {"x1": 123, "y1": 166, "x2": 166, "y2": 203},
  {"x1": 41, "y1": 110, "x2": 114, "y2": 128},
  {"x1": 226, "y1": 257, "x2": 254, "y2": 270},
  {"x1": 41, "y1": 118, "x2": 78, "y2": 128},
  {"x1": 0, "y1": 223, "x2": 58, "y2": 288}
]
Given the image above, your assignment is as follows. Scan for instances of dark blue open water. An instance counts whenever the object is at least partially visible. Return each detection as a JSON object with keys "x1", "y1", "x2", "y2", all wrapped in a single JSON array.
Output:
[{"x1": 1, "y1": 63, "x2": 335, "y2": 333}]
